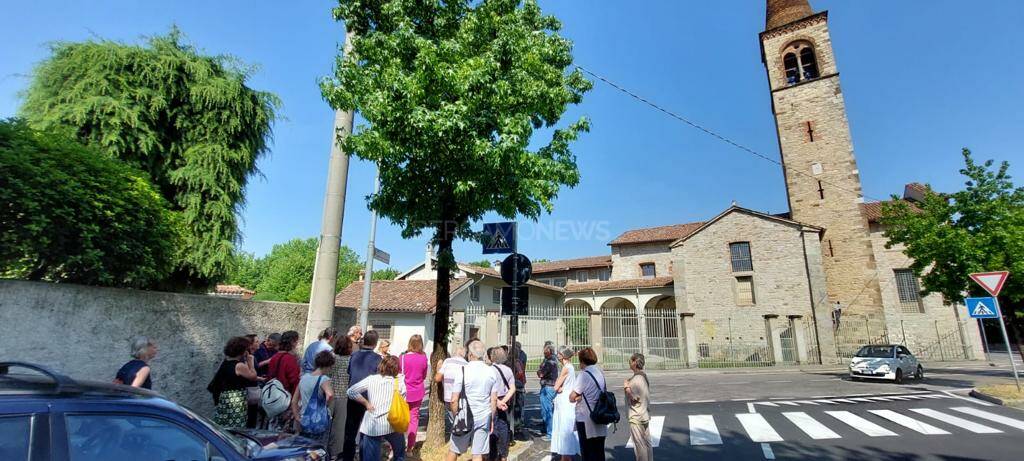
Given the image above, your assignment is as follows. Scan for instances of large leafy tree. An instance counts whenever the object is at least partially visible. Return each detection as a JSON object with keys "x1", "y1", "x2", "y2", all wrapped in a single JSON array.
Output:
[
  {"x1": 20, "y1": 30, "x2": 279, "y2": 288},
  {"x1": 882, "y1": 149, "x2": 1024, "y2": 360},
  {"x1": 223, "y1": 238, "x2": 397, "y2": 303},
  {"x1": 0, "y1": 119, "x2": 179, "y2": 287},
  {"x1": 323, "y1": 0, "x2": 590, "y2": 449}
]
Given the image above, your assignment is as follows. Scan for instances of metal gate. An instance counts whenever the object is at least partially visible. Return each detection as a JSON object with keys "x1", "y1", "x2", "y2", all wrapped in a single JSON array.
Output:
[
  {"x1": 833, "y1": 317, "x2": 889, "y2": 360},
  {"x1": 602, "y1": 304, "x2": 642, "y2": 370},
  {"x1": 778, "y1": 320, "x2": 797, "y2": 364},
  {"x1": 516, "y1": 303, "x2": 591, "y2": 369},
  {"x1": 463, "y1": 305, "x2": 488, "y2": 344},
  {"x1": 801, "y1": 317, "x2": 823, "y2": 365},
  {"x1": 644, "y1": 305, "x2": 687, "y2": 369}
]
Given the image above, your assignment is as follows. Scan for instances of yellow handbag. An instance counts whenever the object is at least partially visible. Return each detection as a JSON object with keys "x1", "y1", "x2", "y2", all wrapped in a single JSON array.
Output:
[{"x1": 387, "y1": 379, "x2": 410, "y2": 433}]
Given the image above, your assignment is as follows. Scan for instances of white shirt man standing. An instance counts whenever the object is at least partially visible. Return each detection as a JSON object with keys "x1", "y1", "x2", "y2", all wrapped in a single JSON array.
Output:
[
  {"x1": 434, "y1": 344, "x2": 468, "y2": 432},
  {"x1": 447, "y1": 340, "x2": 498, "y2": 461}
]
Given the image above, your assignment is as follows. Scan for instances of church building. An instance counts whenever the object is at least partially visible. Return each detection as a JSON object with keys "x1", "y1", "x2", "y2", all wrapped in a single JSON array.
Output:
[{"x1": 337, "y1": 0, "x2": 984, "y2": 369}]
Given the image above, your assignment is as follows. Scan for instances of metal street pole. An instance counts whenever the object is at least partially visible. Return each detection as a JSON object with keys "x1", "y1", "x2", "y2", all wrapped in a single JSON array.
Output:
[
  {"x1": 978, "y1": 319, "x2": 992, "y2": 364},
  {"x1": 509, "y1": 221, "x2": 519, "y2": 438},
  {"x1": 358, "y1": 170, "x2": 381, "y2": 335},
  {"x1": 305, "y1": 31, "x2": 356, "y2": 348},
  {"x1": 993, "y1": 298, "x2": 1021, "y2": 391}
]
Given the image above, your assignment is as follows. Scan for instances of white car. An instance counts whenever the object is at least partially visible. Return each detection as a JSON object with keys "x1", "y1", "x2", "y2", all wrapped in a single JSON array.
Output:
[{"x1": 849, "y1": 344, "x2": 923, "y2": 383}]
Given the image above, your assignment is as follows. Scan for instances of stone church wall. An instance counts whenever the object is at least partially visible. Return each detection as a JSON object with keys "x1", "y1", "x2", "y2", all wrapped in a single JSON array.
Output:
[{"x1": 0, "y1": 280, "x2": 355, "y2": 415}]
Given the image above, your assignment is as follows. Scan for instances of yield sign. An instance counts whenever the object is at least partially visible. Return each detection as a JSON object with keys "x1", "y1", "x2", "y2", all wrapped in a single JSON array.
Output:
[{"x1": 969, "y1": 271, "x2": 1010, "y2": 296}]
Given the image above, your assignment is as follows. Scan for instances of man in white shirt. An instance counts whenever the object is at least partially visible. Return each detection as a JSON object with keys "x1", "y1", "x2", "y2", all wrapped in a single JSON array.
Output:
[
  {"x1": 434, "y1": 344, "x2": 468, "y2": 433},
  {"x1": 447, "y1": 340, "x2": 498, "y2": 461}
]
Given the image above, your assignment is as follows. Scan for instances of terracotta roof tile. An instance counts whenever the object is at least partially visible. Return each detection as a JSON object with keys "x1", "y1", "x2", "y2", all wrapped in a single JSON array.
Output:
[
  {"x1": 565, "y1": 276, "x2": 673, "y2": 293},
  {"x1": 861, "y1": 199, "x2": 921, "y2": 223},
  {"x1": 334, "y1": 279, "x2": 471, "y2": 313},
  {"x1": 608, "y1": 222, "x2": 704, "y2": 246},
  {"x1": 531, "y1": 255, "x2": 612, "y2": 274},
  {"x1": 458, "y1": 263, "x2": 564, "y2": 291}
]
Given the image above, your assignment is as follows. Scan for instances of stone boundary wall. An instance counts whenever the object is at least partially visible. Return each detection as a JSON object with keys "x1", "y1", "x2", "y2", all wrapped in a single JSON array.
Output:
[{"x1": 0, "y1": 280, "x2": 355, "y2": 415}]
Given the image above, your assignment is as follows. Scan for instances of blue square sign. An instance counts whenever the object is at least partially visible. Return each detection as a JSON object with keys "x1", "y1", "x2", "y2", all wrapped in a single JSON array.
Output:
[
  {"x1": 965, "y1": 297, "x2": 999, "y2": 319},
  {"x1": 482, "y1": 222, "x2": 516, "y2": 254}
]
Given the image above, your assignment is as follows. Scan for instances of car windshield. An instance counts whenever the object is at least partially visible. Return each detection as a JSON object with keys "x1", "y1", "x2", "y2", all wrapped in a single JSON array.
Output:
[
  {"x1": 178, "y1": 403, "x2": 258, "y2": 456},
  {"x1": 855, "y1": 346, "x2": 894, "y2": 358}
]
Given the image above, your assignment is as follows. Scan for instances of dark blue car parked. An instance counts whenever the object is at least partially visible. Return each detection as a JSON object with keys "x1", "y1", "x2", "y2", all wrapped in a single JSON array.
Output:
[{"x1": 0, "y1": 362, "x2": 327, "y2": 461}]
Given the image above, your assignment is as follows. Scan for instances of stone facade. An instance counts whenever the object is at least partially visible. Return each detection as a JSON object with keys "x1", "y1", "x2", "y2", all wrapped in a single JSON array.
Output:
[
  {"x1": 611, "y1": 242, "x2": 675, "y2": 280},
  {"x1": 760, "y1": 12, "x2": 884, "y2": 317},
  {"x1": 670, "y1": 208, "x2": 836, "y2": 364},
  {"x1": 0, "y1": 280, "x2": 355, "y2": 415},
  {"x1": 869, "y1": 225, "x2": 985, "y2": 359}
]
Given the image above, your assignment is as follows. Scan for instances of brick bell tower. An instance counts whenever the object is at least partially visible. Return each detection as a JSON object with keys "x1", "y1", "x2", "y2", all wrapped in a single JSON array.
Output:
[{"x1": 760, "y1": 0, "x2": 883, "y2": 316}]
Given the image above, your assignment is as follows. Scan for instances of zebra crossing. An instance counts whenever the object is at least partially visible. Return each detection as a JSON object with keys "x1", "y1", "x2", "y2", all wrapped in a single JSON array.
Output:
[{"x1": 625, "y1": 404, "x2": 1024, "y2": 448}]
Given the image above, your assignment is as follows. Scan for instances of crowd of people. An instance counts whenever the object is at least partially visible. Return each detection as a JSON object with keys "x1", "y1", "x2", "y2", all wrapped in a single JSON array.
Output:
[{"x1": 114, "y1": 331, "x2": 655, "y2": 461}]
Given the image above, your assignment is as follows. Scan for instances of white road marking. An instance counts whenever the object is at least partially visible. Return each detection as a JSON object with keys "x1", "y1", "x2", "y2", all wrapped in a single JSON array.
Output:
[
  {"x1": 736, "y1": 413, "x2": 784, "y2": 442},
  {"x1": 689, "y1": 414, "x2": 723, "y2": 445},
  {"x1": 765, "y1": 380, "x2": 793, "y2": 383},
  {"x1": 732, "y1": 398, "x2": 755, "y2": 401},
  {"x1": 866, "y1": 397, "x2": 892, "y2": 402},
  {"x1": 755, "y1": 402, "x2": 779, "y2": 407},
  {"x1": 868, "y1": 410, "x2": 950, "y2": 435},
  {"x1": 920, "y1": 394, "x2": 943, "y2": 399},
  {"x1": 951, "y1": 407, "x2": 1024, "y2": 430},
  {"x1": 761, "y1": 443, "x2": 776, "y2": 460},
  {"x1": 825, "y1": 411, "x2": 898, "y2": 437},
  {"x1": 941, "y1": 390, "x2": 995, "y2": 406},
  {"x1": 687, "y1": 400, "x2": 715, "y2": 404},
  {"x1": 813, "y1": 399, "x2": 839, "y2": 404},
  {"x1": 909, "y1": 408, "x2": 1002, "y2": 433},
  {"x1": 794, "y1": 400, "x2": 820, "y2": 405},
  {"x1": 850, "y1": 398, "x2": 875, "y2": 402},
  {"x1": 831, "y1": 398, "x2": 856, "y2": 403},
  {"x1": 626, "y1": 416, "x2": 665, "y2": 448},
  {"x1": 783, "y1": 412, "x2": 841, "y2": 439},
  {"x1": 777, "y1": 401, "x2": 800, "y2": 406},
  {"x1": 651, "y1": 401, "x2": 675, "y2": 405},
  {"x1": 886, "y1": 396, "x2": 910, "y2": 401}
]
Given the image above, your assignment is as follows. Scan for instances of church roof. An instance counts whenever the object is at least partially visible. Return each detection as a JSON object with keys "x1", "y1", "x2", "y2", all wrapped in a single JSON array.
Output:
[
  {"x1": 608, "y1": 222, "x2": 705, "y2": 246},
  {"x1": 765, "y1": 0, "x2": 815, "y2": 30},
  {"x1": 532, "y1": 255, "x2": 612, "y2": 274},
  {"x1": 334, "y1": 278, "x2": 472, "y2": 313}
]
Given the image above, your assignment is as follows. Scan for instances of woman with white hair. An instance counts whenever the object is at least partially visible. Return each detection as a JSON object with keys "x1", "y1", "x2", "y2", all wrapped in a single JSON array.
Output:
[
  {"x1": 115, "y1": 336, "x2": 157, "y2": 389},
  {"x1": 550, "y1": 346, "x2": 579, "y2": 460}
]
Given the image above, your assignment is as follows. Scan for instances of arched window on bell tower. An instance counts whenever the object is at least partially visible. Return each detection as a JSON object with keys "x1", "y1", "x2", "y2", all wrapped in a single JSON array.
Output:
[{"x1": 782, "y1": 41, "x2": 819, "y2": 85}]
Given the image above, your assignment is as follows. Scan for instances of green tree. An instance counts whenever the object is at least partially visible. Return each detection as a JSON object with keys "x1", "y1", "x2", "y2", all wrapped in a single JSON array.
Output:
[
  {"x1": 20, "y1": 30, "x2": 279, "y2": 289},
  {"x1": 882, "y1": 149, "x2": 1024, "y2": 359},
  {"x1": 372, "y1": 267, "x2": 400, "y2": 280},
  {"x1": 233, "y1": 238, "x2": 363, "y2": 303},
  {"x1": 323, "y1": 0, "x2": 590, "y2": 448},
  {"x1": 466, "y1": 259, "x2": 493, "y2": 268},
  {"x1": 0, "y1": 119, "x2": 179, "y2": 287}
]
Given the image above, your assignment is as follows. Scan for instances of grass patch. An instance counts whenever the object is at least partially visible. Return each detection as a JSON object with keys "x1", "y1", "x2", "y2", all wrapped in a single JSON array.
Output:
[{"x1": 977, "y1": 384, "x2": 1024, "y2": 406}]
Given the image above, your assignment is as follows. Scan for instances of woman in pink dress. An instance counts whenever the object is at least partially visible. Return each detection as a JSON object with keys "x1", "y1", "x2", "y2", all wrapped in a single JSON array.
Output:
[{"x1": 399, "y1": 334, "x2": 429, "y2": 452}]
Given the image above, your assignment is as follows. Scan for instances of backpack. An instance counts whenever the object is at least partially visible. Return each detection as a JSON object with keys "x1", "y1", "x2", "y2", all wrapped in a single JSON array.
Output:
[
  {"x1": 300, "y1": 375, "x2": 331, "y2": 436},
  {"x1": 581, "y1": 369, "x2": 620, "y2": 425},
  {"x1": 387, "y1": 377, "x2": 410, "y2": 433},
  {"x1": 260, "y1": 353, "x2": 291, "y2": 419},
  {"x1": 451, "y1": 366, "x2": 474, "y2": 436}
]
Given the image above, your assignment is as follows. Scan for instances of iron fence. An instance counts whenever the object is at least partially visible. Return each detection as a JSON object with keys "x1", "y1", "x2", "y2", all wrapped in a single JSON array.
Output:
[
  {"x1": 832, "y1": 317, "x2": 890, "y2": 360},
  {"x1": 644, "y1": 306, "x2": 687, "y2": 370},
  {"x1": 896, "y1": 319, "x2": 973, "y2": 362},
  {"x1": 602, "y1": 305, "x2": 642, "y2": 370},
  {"x1": 696, "y1": 318, "x2": 775, "y2": 368}
]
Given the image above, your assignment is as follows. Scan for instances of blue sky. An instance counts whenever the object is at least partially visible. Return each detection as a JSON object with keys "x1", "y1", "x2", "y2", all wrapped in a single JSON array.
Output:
[{"x1": 3, "y1": 1, "x2": 1022, "y2": 272}]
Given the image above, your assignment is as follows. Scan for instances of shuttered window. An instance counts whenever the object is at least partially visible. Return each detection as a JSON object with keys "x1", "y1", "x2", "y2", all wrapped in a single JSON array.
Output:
[
  {"x1": 736, "y1": 276, "x2": 756, "y2": 305},
  {"x1": 492, "y1": 288, "x2": 501, "y2": 304},
  {"x1": 730, "y1": 242, "x2": 753, "y2": 272},
  {"x1": 470, "y1": 285, "x2": 480, "y2": 302},
  {"x1": 895, "y1": 269, "x2": 924, "y2": 313}
]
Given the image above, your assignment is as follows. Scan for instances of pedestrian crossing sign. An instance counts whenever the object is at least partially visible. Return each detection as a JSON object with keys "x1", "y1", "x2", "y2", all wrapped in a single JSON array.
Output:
[{"x1": 965, "y1": 297, "x2": 998, "y2": 319}]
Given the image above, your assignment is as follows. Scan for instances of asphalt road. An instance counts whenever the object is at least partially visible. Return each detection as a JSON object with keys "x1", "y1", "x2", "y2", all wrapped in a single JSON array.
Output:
[{"x1": 515, "y1": 360, "x2": 1024, "y2": 460}]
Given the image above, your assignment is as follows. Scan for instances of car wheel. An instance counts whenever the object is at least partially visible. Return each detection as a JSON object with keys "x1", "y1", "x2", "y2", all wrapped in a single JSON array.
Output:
[
  {"x1": 894, "y1": 368, "x2": 904, "y2": 384},
  {"x1": 916, "y1": 365, "x2": 924, "y2": 380}
]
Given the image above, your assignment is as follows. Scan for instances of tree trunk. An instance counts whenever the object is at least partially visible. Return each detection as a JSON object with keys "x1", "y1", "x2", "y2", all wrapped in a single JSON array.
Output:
[{"x1": 422, "y1": 217, "x2": 456, "y2": 456}]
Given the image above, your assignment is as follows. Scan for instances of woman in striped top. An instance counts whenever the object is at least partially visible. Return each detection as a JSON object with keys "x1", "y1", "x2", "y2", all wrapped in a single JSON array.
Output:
[{"x1": 347, "y1": 355, "x2": 407, "y2": 461}]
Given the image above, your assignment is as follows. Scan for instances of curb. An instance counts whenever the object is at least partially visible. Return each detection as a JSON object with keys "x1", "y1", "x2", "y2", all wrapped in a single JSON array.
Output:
[{"x1": 969, "y1": 389, "x2": 1006, "y2": 406}]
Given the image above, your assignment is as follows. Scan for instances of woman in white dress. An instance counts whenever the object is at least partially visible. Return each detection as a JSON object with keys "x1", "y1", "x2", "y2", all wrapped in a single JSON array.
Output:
[{"x1": 550, "y1": 346, "x2": 580, "y2": 459}]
